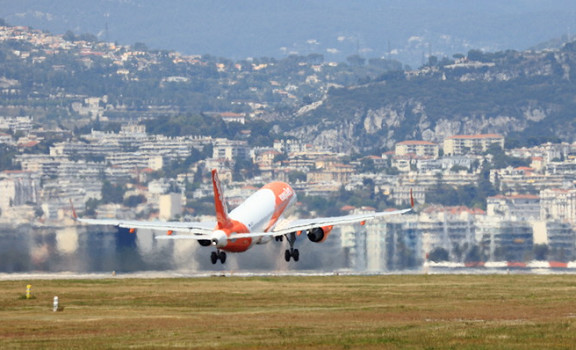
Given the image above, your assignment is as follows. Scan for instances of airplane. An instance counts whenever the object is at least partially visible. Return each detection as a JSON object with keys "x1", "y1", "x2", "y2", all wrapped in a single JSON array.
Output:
[{"x1": 73, "y1": 169, "x2": 414, "y2": 264}]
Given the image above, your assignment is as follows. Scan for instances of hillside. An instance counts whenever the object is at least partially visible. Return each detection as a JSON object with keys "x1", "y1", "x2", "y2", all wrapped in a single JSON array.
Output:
[
  {"x1": 3, "y1": 1, "x2": 576, "y2": 68},
  {"x1": 292, "y1": 44, "x2": 576, "y2": 152},
  {"x1": 0, "y1": 23, "x2": 400, "y2": 136},
  {"x1": 2, "y1": 22, "x2": 576, "y2": 155}
]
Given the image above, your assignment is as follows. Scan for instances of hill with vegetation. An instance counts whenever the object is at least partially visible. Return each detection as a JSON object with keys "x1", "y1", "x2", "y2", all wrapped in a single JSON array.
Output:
[
  {"x1": 2, "y1": 22, "x2": 576, "y2": 154},
  {"x1": 290, "y1": 44, "x2": 576, "y2": 153},
  {"x1": 0, "y1": 21, "x2": 400, "y2": 142}
]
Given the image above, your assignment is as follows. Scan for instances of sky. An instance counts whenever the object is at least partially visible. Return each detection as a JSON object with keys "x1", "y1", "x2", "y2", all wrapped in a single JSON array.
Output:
[{"x1": 2, "y1": 0, "x2": 576, "y2": 67}]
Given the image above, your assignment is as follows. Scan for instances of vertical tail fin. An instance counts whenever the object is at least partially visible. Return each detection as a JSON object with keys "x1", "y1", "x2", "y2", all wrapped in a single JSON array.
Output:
[
  {"x1": 69, "y1": 198, "x2": 78, "y2": 220},
  {"x1": 211, "y1": 169, "x2": 231, "y2": 229}
]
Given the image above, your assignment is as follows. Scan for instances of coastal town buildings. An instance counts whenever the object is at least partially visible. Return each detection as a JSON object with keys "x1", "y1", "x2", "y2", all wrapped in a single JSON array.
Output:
[
  {"x1": 2, "y1": 24, "x2": 576, "y2": 270},
  {"x1": 2, "y1": 119, "x2": 576, "y2": 270}
]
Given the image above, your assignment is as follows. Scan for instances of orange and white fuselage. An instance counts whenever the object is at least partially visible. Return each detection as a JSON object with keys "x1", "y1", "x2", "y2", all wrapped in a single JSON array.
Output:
[
  {"x1": 213, "y1": 178, "x2": 297, "y2": 253},
  {"x1": 75, "y1": 168, "x2": 413, "y2": 265}
]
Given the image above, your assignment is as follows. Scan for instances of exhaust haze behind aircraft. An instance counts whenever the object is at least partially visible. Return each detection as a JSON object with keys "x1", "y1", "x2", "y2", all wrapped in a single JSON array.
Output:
[{"x1": 75, "y1": 169, "x2": 413, "y2": 264}]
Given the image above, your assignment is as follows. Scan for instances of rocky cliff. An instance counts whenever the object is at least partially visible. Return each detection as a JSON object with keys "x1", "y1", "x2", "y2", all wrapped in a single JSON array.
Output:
[{"x1": 288, "y1": 43, "x2": 576, "y2": 153}]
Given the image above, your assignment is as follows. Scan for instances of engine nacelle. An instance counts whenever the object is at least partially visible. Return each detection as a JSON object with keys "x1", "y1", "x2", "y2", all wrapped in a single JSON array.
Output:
[
  {"x1": 307, "y1": 225, "x2": 333, "y2": 243},
  {"x1": 211, "y1": 230, "x2": 228, "y2": 248},
  {"x1": 198, "y1": 239, "x2": 212, "y2": 247}
]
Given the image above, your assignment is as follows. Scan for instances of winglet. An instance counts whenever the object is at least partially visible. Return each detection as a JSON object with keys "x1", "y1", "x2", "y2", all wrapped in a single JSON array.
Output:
[
  {"x1": 410, "y1": 188, "x2": 415, "y2": 208},
  {"x1": 211, "y1": 169, "x2": 232, "y2": 229}
]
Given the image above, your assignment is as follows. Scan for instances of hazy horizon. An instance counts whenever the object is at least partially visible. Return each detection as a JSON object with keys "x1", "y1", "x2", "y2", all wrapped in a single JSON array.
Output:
[
  {"x1": 2, "y1": 1, "x2": 576, "y2": 67},
  {"x1": 0, "y1": 0, "x2": 576, "y2": 65}
]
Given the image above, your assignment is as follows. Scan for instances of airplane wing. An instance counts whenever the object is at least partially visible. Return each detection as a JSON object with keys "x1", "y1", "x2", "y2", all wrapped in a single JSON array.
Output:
[
  {"x1": 222, "y1": 207, "x2": 413, "y2": 240},
  {"x1": 76, "y1": 217, "x2": 216, "y2": 235}
]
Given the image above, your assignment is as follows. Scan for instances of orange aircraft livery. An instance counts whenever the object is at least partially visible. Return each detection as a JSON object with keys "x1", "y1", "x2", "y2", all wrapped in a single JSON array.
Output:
[{"x1": 75, "y1": 169, "x2": 413, "y2": 264}]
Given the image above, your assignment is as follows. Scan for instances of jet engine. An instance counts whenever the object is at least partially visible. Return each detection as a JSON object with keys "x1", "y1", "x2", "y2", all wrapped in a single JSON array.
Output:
[
  {"x1": 211, "y1": 230, "x2": 228, "y2": 248},
  {"x1": 198, "y1": 239, "x2": 212, "y2": 247},
  {"x1": 307, "y1": 225, "x2": 333, "y2": 243}
]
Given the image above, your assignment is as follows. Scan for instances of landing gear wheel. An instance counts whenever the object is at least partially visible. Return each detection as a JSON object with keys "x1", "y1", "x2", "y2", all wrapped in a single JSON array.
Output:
[
  {"x1": 211, "y1": 250, "x2": 227, "y2": 264},
  {"x1": 284, "y1": 248, "x2": 299, "y2": 262},
  {"x1": 283, "y1": 232, "x2": 300, "y2": 263}
]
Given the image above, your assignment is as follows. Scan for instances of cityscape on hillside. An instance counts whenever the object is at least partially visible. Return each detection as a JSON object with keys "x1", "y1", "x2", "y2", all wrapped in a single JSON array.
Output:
[
  {"x1": 3, "y1": 115, "x2": 576, "y2": 271},
  {"x1": 3, "y1": 23, "x2": 576, "y2": 272}
]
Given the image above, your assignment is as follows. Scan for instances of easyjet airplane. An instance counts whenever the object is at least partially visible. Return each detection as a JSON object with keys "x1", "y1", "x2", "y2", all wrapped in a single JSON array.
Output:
[{"x1": 74, "y1": 169, "x2": 413, "y2": 264}]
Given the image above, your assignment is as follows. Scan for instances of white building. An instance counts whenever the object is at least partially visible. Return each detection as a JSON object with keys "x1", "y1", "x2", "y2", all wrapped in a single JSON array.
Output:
[
  {"x1": 443, "y1": 134, "x2": 504, "y2": 155},
  {"x1": 487, "y1": 194, "x2": 540, "y2": 221},
  {"x1": 395, "y1": 140, "x2": 439, "y2": 158},
  {"x1": 0, "y1": 171, "x2": 39, "y2": 212},
  {"x1": 159, "y1": 193, "x2": 183, "y2": 220},
  {"x1": 540, "y1": 188, "x2": 576, "y2": 224},
  {"x1": 212, "y1": 138, "x2": 250, "y2": 161}
]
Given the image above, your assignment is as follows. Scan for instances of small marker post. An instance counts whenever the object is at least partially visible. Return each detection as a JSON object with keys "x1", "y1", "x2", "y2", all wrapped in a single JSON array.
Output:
[
  {"x1": 53, "y1": 296, "x2": 59, "y2": 312},
  {"x1": 26, "y1": 284, "x2": 32, "y2": 299}
]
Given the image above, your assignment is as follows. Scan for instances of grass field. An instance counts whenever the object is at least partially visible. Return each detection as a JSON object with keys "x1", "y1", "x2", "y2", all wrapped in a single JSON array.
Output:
[{"x1": 2, "y1": 274, "x2": 576, "y2": 349}]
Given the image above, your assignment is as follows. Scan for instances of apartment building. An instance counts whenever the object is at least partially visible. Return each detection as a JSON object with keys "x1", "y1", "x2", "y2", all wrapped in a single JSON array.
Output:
[
  {"x1": 443, "y1": 134, "x2": 504, "y2": 155},
  {"x1": 306, "y1": 163, "x2": 355, "y2": 184},
  {"x1": 50, "y1": 140, "x2": 121, "y2": 157},
  {"x1": 0, "y1": 132, "x2": 13, "y2": 144},
  {"x1": 212, "y1": 138, "x2": 250, "y2": 161},
  {"x1": 540, "y1": 188, "x2": 576, "y2": 224},
  {"x1": 477, "y1": 218, "x2": 534, "y2": 262},
  {"x1": 159, "y1": 193, "x2": 183, "y2": 220},
  {"x1": 0, "y1": 171, "x2": 39, "y2": 212},
  {"x1": 542, "y1": 221, "x2": 576, "y2": 261},
  {"x1": 419, "y1": 206, "x2": 482, "y2": 258},
  {"x1": 487, "y1": 194, "x2": 541, "y2": 221},
  {"x1": 273, "y1": 139, "x2": 307, "y2": 154},
  {"x1": 343, "y1": 213, "x2": 421, "y2": 271},
  {"x1": 395, "y1": 140, "x2": 439, "y2": 158},
  {"x1": 0, "y1": 116, "x2": 34, "y2": 133},
  {"x1": 491, "y1": 167, "x2": 566, "y2": 193}
]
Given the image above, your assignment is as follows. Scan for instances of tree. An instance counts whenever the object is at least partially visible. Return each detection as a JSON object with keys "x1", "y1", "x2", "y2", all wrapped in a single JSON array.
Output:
[
  {"x1": 85, "y1": 198, "x2": 99, "y2": 216},
  {"x1": 0, "y1": 145, "x2": 19, "y2": 171},
  {"x1": 123, "y1": 195, "x2": 146, "y2": 208},
  {"x1": 233, "y1": 159, "x2": 259, "y2": 181},
  {"x1": 464, "y1": 245, "x2": 485, "y2": 263},
  {"x1": 428, "y1": 247, "x2": 450, "y2": 262},
  {"x1": 63, "y1": 30, "x2": 76, "y2": 42},
  {"x1": 34, "y1": 206, "x2": 44, "y2": 218},
  {"x1": 467, "y1": 49, "x2": 485, "y2": 62},
  {"x1": 486, "y1": 144, "x2": 529, "y2": 169},
  {"x1": 288, "y1": 171, "x2": 306, "y2": 183},
  {"x1": 132, "y1": 42, "x2": 149, "y2": 52},
  {"x1": 346, "y1": 55, "x2": 365, "y2": 66},
  {"x1": 101, "y1": 181, "x2": 125, "y2": 204},
  {"x1": 306, "y1": 53, "x2": 324, "y2": 64},
  {"x1": 533, "y1": 244, "x2": 549, "y2": 261},
  {"x1": 359, "y1": 158, "x2": 376, "y2": 173}
]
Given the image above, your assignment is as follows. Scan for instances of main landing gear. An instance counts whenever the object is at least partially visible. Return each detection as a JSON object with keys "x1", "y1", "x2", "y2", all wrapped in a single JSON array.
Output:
[
  {"x1": 210, "y1": 250, "x2": 227, "y2": 264},
  {"x1": 284, "y1": 232, "x2": 299, "y2": 262}
]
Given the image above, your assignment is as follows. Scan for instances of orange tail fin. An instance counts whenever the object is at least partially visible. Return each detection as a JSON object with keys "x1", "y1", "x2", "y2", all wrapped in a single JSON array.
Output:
[
  {"x1": 69, "y1": 198, "x2": 78, "y2": 220},
  {"x1": 211, "y1": 169, "x2": 231, "y2": 229}
]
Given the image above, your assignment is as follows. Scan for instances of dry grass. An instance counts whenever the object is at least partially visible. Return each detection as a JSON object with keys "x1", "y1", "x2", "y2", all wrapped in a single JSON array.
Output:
[{"x1": 1, "y1": 274, "x2": 576, "y2": 349}]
